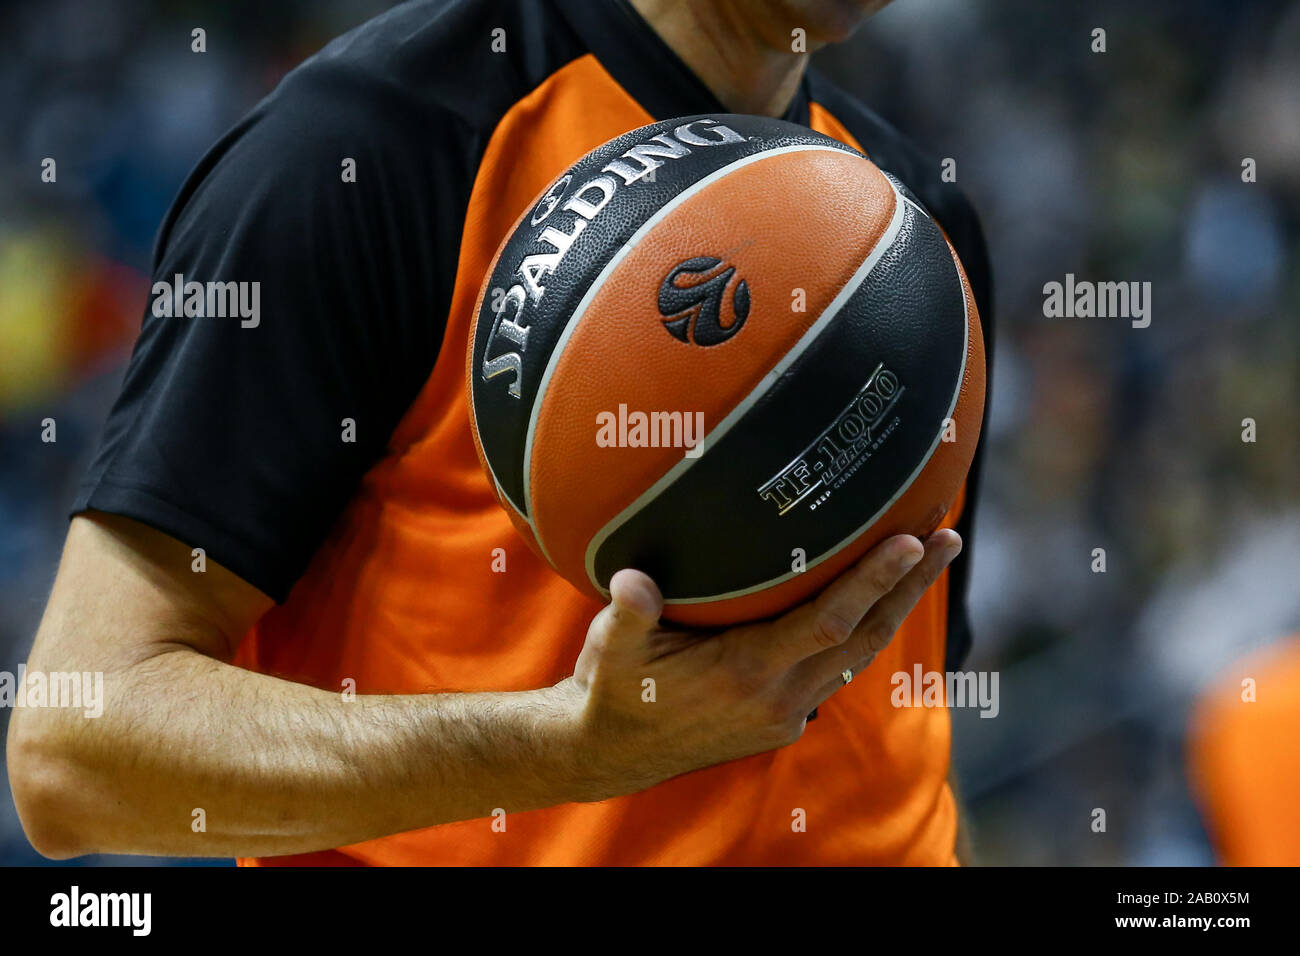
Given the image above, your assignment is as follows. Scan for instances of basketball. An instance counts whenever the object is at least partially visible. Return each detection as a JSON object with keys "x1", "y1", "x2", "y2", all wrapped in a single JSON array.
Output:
[{"x1": 468, "y1": 114, "x2": 985, "y2": 628}]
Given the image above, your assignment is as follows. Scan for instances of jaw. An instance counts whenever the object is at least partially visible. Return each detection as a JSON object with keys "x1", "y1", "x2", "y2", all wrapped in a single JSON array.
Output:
[{"x1": 776, "y1": 0, "x2": 896, "y2": 46}]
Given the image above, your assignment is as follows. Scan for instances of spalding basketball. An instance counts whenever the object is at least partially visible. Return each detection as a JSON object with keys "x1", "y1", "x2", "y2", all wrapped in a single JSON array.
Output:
[{"x1": 468, "y1": 114, "x2": 985, "y2": 628}]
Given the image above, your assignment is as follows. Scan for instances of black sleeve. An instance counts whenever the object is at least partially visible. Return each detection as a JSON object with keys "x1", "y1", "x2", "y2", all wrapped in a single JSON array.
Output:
[{"x1": 73, "y1": 65, "x2": 473, "y2": 601}]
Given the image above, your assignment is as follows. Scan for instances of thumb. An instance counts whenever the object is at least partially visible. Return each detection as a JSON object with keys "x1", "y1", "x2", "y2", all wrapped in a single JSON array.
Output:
[
  {"x1": 575, "y1": 571, "x2": 664, "y2": 687},
  {"x1": 606, "y1": 569, "x2": 664, "y2": 635}
]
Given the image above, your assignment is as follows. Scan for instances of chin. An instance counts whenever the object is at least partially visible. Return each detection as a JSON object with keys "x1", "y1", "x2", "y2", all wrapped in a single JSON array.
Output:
[{"x1": 785, "y1": 0, "x2": 895, "y2": 44}]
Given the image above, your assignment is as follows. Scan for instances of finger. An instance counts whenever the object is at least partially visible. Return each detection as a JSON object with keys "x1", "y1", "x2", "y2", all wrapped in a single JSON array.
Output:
[
  {"x1": 855, "y1": 529, "x2": 962, "y2": 657},
  {"x1": 763, "y1": 534, "x2": 924, "y2": 669},
  {"x1": 800, "y1": 530, "x2": 962, "y2": 698},
  {"x1": 589, "y1": 569, "x2": 665, "y2": 657},
  {"x1": 609, "y1": 568, "x2": 663, "y2": 628}
]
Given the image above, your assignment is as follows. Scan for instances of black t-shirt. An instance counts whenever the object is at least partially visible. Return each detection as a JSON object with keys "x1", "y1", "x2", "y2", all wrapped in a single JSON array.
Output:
[{"x1": 74, "y1": 0, "x2": 993, "y2": 667}]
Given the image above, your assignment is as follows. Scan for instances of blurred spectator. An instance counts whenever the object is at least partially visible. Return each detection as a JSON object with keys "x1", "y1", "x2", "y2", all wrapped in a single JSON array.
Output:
[{"x1": 1188, "y1": 634, "x2": 1300, "y2": 865}]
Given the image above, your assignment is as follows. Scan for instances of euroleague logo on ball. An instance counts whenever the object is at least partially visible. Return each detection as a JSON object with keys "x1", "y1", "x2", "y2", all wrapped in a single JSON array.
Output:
[{"x1": 658, "y1": 256, "x2": 750, "y2": 346}]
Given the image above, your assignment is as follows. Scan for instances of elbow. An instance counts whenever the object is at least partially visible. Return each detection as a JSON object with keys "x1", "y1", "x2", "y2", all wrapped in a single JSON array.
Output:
[{"x1": 7, "y1": 715, "x2": 97, "y2": 860}]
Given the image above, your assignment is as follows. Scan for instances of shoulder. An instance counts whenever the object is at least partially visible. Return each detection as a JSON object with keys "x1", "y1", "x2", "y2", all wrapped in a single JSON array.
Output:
[
  {"x1": 267, "y1": 0, "x2": 585, "y2": 131},
  {"x1": 157, "y1": 0, "x2": 588, "y2": 268}
]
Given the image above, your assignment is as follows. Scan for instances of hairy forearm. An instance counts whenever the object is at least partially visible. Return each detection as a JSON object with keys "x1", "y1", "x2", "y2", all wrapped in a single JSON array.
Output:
[{"x1": 8, "y1": 646, "x2": 591, "y2": 859}]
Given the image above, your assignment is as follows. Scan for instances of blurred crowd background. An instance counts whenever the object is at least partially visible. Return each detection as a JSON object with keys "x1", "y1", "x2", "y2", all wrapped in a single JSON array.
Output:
[{"x1": 1, "y1": 0, "x2": 1297, "y2": 866}]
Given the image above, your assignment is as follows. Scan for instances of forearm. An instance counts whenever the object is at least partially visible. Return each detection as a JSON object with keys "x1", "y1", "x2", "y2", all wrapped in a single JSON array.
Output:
[{"x1": 8, "y1": 645, "x2": 591, "y2": 859}]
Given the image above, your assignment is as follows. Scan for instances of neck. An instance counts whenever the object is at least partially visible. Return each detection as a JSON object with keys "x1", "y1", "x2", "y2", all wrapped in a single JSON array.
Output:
[{"x1": 629, "y1": 0, "x2": 809, "y2": 117}]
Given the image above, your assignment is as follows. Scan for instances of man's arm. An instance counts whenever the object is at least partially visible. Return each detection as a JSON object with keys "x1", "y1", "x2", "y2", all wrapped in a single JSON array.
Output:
[
  {"x1": 5, "y1": 513, "x2": 597, "y2": 858},
  {"x1": 7, "y1": 511, "x2": 959, "y2": 859}
]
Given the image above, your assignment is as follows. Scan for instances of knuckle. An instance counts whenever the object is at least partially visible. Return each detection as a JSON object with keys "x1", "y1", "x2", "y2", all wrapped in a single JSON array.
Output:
[
  {"x1": 811, "y1": 607, "x2": 855, "y2": 648},
  {"x1": 866, "y1": 559, "x2": 903, "y2": 594},
  {"x1": 915, "y1": 560, "x2": 943, "y2": 590},
  {"x1": 864, "y1": 618, "x2": 896, "y2": 653}
]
